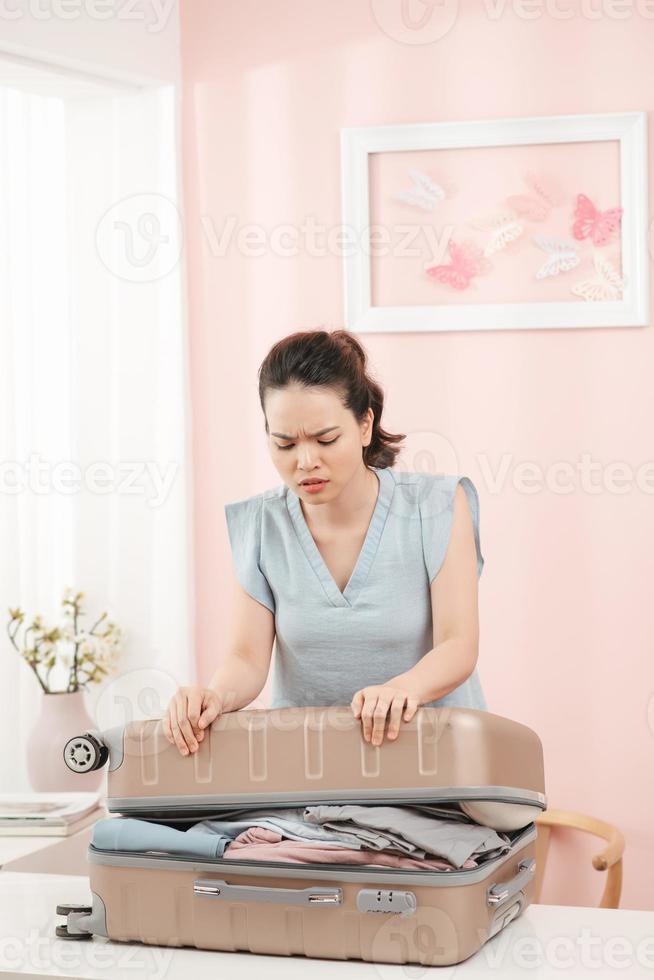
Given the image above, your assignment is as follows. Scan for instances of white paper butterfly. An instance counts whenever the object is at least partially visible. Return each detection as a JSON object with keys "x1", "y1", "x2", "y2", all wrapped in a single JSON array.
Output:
[
  {"x1": 393, "y1": 169, "x2": 446, "y2": 211},
  {"x1": 532, "y1": 236, "x2": 581, "y2": 279},
  {"x1": 467, "y1": 211, "x2": 524, "y2": 256},
  {"x1": 570, "y1": 253, "x2": 625, "y2": 301}
]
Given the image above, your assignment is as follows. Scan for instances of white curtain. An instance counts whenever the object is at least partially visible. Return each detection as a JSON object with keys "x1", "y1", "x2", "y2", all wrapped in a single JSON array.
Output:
[{"x1": 0, "y1": 68, "x2": 194, "y2": 791}]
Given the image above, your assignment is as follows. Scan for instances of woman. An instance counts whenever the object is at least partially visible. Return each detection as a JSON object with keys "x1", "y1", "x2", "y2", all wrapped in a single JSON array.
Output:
[{"x1": 164, "y1": 328, "x2": 486, "y2": 756}]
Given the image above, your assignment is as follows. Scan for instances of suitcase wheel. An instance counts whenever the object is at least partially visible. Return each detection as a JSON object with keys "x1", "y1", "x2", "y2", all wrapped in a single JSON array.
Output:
[
  {"x1": 55, "y1": 924, "x2": 93, "y2": 941},
  {"x1": 56, "y1": 904, "x2": 92, "y2": 916},
  {"x1": 62, "y1": 733, "x2": 108, "y2": 773}
]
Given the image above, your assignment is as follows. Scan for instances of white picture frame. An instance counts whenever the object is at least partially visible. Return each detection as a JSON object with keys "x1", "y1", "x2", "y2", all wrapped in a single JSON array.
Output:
[{"x1": 341, "y1": 111, "x2": 649, "y2": 332}]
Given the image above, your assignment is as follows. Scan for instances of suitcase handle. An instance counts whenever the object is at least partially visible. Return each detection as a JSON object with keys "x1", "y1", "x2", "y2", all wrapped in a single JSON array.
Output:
[
  {"x1": 194, "y1": 878, "x2": 343, "y2": 907},
  {"x1": 487, "y1": 858, "x2": 536, "y2": 906}
]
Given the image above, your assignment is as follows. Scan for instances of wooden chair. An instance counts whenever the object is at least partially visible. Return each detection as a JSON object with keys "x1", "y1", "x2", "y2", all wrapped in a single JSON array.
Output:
[{"x1": 533, "y1": 809, "x2": 625, "y2": 908}]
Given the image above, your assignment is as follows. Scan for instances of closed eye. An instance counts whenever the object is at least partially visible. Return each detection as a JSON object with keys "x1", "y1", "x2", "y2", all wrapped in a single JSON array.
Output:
[{"x1": 276, "y1": 437, "x2": 339, "y2": 451}]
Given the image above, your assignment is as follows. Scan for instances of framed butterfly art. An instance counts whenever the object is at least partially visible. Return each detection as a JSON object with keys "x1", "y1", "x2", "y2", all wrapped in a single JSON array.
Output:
[{"x1": 341, "y1": 111, "x2": 648, "y2": 332}]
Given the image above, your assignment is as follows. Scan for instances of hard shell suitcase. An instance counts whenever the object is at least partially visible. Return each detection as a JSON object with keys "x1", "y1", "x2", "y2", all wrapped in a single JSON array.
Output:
[{"x1": 57, "y1": 705, "x2": 547, "y2": 967}]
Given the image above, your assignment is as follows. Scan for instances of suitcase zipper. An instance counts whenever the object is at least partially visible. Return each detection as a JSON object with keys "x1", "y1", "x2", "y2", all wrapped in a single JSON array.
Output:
[
  {"x1": 87, "y1": 845, "x2": 517, "y2": 877},
  {"x1": 107, "y1": 791, "x2": 545, "y2": 818}
]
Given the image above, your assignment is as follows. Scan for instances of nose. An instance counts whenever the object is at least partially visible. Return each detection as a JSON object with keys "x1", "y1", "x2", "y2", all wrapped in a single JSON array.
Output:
[{"x1": 297, "y1": 444, "x2": 319, "y2": 470}]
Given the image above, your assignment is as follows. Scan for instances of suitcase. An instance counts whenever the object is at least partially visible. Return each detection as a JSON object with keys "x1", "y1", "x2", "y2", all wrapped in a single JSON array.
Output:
[{"x1": 56, "y1": 705, "x2": 546, "y2": 967}]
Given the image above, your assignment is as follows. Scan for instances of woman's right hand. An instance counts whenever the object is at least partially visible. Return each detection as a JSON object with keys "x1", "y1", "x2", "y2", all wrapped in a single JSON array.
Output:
[{"x1": 162, "y1": 685, "x2": 223, "y2": 756}]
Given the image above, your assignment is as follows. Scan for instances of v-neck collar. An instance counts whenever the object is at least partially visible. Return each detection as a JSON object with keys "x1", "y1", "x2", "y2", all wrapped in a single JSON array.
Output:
[{"x1": 286, "y1": 465, "x2": 395, "y2": 608}]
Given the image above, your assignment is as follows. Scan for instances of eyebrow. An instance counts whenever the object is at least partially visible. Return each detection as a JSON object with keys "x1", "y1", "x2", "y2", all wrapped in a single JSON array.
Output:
[{"x1": 271, "y1": 426, "x2": 341, "y2": 440}]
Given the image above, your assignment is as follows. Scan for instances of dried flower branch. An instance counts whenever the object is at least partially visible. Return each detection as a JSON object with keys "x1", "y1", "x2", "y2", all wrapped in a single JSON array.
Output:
[{"x1": 6, "y1": 588, "x2": 123, "y2": 694}]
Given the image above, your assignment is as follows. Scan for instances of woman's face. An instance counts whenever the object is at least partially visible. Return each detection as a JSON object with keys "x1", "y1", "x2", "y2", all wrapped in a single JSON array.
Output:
[{"x1": 265, "y1": 384, "x2": 373, "y2": 501}]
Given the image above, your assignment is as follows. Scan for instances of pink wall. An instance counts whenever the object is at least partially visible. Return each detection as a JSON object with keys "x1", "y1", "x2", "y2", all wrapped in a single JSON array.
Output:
[{"x1": 180, "y1": 1, "x2": 654, "y2": 911}]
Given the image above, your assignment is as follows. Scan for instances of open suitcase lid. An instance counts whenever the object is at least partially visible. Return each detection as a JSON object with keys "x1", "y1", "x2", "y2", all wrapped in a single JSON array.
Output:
[{"x1": 64, "y1": 706, "x2": 547, "y2": 831}]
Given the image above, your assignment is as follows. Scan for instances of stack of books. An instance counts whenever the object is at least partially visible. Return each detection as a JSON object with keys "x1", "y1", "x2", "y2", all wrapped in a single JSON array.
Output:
[{"x1": 0, "y1": 792, "x2": 105, "y2": 836}]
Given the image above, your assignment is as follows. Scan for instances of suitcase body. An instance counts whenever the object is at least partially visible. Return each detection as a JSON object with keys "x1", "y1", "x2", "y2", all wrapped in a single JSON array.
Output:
[{"x1": 58, "y1": 705, "x2": 547, "y2": 967}]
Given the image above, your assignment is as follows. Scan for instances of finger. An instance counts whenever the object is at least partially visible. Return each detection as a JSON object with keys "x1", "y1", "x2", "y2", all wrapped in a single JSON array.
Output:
[
  {"x1": 169, "y1": 698, "x2": 191, "y2": 755},
  {"x1": 403, "y1": 697, "x2": 420, "y2": 722},
  {"x1": 387, "y1": 695, "x2": 407, "y2": 740},
  {"x1": 177, "y1": 704, "x2": 199, "y2": 754},
  {"x1": 371, "y1": 699, "x2": 391, "y2": 746},
  {"x1": 173, "y1": 695, "x2": 199, "y2": 754},
  {"x1": 360, "y1": 693, "x2": 378, "y2": 742},
  {"x1": 162, "y1": 711, "x2": 172, "y2": 743},
  {"x1": 350, "y1": 691, "x2": 364, "y2": 718},
  {"x1": 188, "y1": 688, "x2": 204, "y2": 742},
  {"x1": 186, "y1": 690, "x2": 204, "y2": 738},
  {"x1": 198, "y1": 696, "x2": 220, "y2": 730}
]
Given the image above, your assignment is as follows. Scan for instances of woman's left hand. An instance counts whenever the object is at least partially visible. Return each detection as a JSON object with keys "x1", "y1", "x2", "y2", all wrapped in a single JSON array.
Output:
[{"x1": 350, "y1": 683, "x2": 421, "y2": 746}]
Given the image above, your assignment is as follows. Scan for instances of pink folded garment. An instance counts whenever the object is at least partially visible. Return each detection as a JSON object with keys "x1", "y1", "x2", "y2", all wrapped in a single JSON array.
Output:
[{"x1": 223, "y1": 826, "x2": 478, "y2": 871}]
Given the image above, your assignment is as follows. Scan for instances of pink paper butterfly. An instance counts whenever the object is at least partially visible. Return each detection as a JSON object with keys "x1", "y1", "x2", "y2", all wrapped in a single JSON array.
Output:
[
  {"x1": 506, "y1": 171, "x2": 564, "y2": 222},
  {"x1": 425, "y1": 239, "x2": 492, "y2": 291},
  {"x1": 572, "y1": 193, "x2": 623, "y2": 246}
]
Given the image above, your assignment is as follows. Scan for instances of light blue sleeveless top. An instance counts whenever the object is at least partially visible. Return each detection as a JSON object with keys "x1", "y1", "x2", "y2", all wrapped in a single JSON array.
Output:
[{"x1": 224, "y1": 466, "x2": 487, "y2": 711}]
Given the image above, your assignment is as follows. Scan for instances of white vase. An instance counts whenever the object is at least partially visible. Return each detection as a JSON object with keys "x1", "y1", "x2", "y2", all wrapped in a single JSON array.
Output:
[{"x1": 26, "y1": 690, "x2": 105, "y2": 793}]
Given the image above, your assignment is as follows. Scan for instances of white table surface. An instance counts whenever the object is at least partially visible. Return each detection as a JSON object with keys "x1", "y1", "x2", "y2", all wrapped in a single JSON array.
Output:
[
  {"x1": 0, "y1": 802, "x2": 109, "y2": 866},
  {"x1": 0, "y1": 835, "x2": 59, "y2": 866},
  {"x1": 1, "y1": 872, "x2": 653, "y2": 979}
]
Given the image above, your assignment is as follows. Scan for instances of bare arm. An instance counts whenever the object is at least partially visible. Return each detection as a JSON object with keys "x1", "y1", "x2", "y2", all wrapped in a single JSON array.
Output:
[
  {"x1": 387, "y1": 481, "x2": 480, "y2": 703},
  {"x1": 207, "y1": 567, "x2": 276, "y2": 711}
]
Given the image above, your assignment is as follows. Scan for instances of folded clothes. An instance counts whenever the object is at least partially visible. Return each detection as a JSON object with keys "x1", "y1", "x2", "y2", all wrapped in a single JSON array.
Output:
[
  {"x1": 91, "y1": 803, "x2": 512, "y2": 871},
  {"x1": 188, "y1": 807, "x2": 391, "y2": 851},
  {"x1": 304, "y1": 805, "x2": 511, "y2": 869},
  {"x1": 223, "y1": 826, "x2": 478, "y2": 871},
  {"x1": 92, "y1": 817, "x2": 230, "y2": 859}
]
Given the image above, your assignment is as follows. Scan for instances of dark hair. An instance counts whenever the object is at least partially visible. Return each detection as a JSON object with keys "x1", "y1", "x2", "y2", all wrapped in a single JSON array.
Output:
[{"x1": 258, "y1": 328, "x2": 405, "y2": 469}]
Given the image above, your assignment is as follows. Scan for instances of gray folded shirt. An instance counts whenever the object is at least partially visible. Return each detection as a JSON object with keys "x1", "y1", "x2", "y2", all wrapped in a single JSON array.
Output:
[{"x1": 304, "y1": 805, "x2": 511, "y2": 869}]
